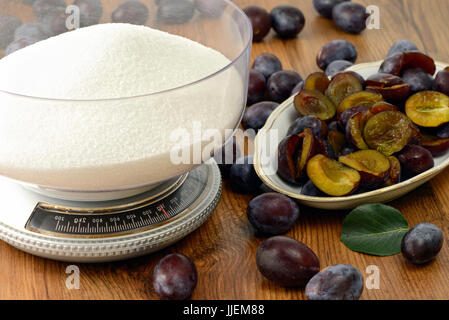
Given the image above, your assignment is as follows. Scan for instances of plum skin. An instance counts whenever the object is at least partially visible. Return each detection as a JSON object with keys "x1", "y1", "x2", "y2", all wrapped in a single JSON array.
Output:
[
  {"x1": 267, "y1": 70, "x2": 303, "y2": 103},
  {"x1": 157, "y1": 0, "x2": 195, "y2": 25},
  {"x1": 316, "y1": 39, "x2": 358, "y2": 70},
  {"x1": 325, "y1": 60, "x2": 353, "y2": 77},
  {"x1": 290, "y1": 81, "x2": 305, "y2": 96},
  {"x1": 247, "y1": 69, "x2": 266, "y2": 106},
  {"x1": 153, "y1": 253, "x2": 198, "y2": 300},
  {"x1": 229, "y1": 155, "x2": 262, "y2": 193},
  {"x1": 332, "y1": 2, "x2": 369, "y2": 34},
  {"x1": 73, "y1": 0, "x2": 103, "y2": 27},
  {"x1": 313, "y1": 0, "x2": 350, "y2": 19},
  {"x1": 194, "y1": 0, "x2": 227, "y2": 18},
  {"x1": 305, "y1": 264, "x2": 364, "y2": 300},
  {"x1": 301, "y1": 180, "x2": 326, "y2": 197},
  {"x1": 397, "y1": 144, "x2": 434, "y2": 177},
  {"x1": 402, "y1": 68, "x2": 434, "y2": 93},
  {"x1": 242, "y1": 101, "x2": 279, "y2": 132},
  {"x1": 5, "y1": 37, "x2": 39, "y2": 56},
  {"x1": 213, "y1": 137, "x2": 240, "y2": 178},
  {"x1": 14, "y1": 23, "x2": 50, "y2": 41},
  {"x1": 401, "y1": 223, "x2": 444, "y2": 265},
  {"x1": 256, "y1": 236, "x2": 320, "y2": 287},
  {"x1": 435, "y1": 70, "x2": 449, "y2": 96},
  {"x1": 270, "y1": 5, "x2": 305, "y2": 39},
  {"x1": 252, "y1": 53, "x2": 283, "y2": 79},
  {"x1": 287, "y1": 115, "x2": 327, "y2": 138},
  {"x1": 112, "y1": 0, "x2": 149, "y2": 25},
  {"x1": 387, "y1": 40, "x2": 419, "y2": 57},
  {"x1": 0, "y1": 14, "x2": 22, "y2": 50},
  {"x1": 32, "y1": 0, "x2": 66, "y2": 21},
  {"x1": 244, "y1": 6, "x2": 272, "y2": 42},
  {"x1": 247, "y1": 193, "x2": 300, "y2": 235}
]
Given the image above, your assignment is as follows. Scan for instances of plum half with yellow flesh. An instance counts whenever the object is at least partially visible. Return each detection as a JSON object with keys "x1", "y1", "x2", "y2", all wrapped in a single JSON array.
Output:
[
  {"x1": 325, "y1": 72, "x2": 363, "y2": 106},
  {"x1": 277, "y1": 129, "x2": 321, "y2": 184},
  {"x1": 337, "y1": 91, "x2": 383, "y2": 116},
  {"x1": 304, "y1": 72, "x2": 330, "y2": 94},
  {"x1": 338, "y1": 150, "x2": 390, "y2": 188},
  {"x1": 365, "y1": 73, "x2": 411, "y2": 104},
  {"x1": 306, "y1": 154, "x2": 360, "y2": 196},
  {"x1": 363, "y1": 111, "x2": 412, "y2": 156},
  {"x1": 405, "y1": 91, "x2": 449, "y2": 127},
  {"x1": 294, "y1": 89, "x2": 336, "y2": 121},
  {"x1": 346, "y1": 112, "x2": 369, "y2": 150},
  {"x1": 420, "y1": 134, "x2": 449, "y2": 157},
  {"x1": 384, "y1": 156, "x2": 401, "y2": 186},
  {"x1": 328, "y1": 130, "x2": 346, "y2": 156}
]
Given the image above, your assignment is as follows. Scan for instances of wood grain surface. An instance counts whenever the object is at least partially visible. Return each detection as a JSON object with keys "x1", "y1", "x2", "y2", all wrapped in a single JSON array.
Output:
[{"x1": 1, "y1": 0, "x2": 449, "y2": 300}]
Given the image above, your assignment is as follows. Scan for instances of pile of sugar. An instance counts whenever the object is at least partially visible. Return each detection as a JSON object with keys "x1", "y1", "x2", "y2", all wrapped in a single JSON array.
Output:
[{"x1": 0, "y1": 24, "x2": 244, "y2": 190}]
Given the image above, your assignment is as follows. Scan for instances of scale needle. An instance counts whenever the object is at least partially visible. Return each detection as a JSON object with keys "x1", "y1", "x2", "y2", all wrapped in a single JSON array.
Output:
[{"x1": 158, "y1": 204, "x2": 170, "y2": 219}]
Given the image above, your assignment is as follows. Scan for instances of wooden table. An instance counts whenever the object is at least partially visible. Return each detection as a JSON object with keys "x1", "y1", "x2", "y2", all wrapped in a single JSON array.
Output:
[{"x1": 1, "y1": 0, "x2": 449, "y2": 300}]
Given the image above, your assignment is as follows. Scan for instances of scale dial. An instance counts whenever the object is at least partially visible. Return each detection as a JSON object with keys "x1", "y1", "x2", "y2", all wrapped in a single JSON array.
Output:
[{"x1": 0, "y1": 159, "x2": 221, "y2": 262}]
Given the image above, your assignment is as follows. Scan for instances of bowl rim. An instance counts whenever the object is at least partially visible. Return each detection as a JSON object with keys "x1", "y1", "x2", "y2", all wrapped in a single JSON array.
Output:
[
  {"x1": 254, "y1": 60, "x2": 449, "y2": 203},
  {"x1": 0, "y1": 0, "x2": 253, "y2": 102}
]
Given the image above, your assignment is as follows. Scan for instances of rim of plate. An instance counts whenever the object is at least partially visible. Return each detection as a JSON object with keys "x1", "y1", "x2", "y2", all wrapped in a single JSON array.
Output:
[{"x1": 254, "y1": 60, "x2": 449, "y2": 203}]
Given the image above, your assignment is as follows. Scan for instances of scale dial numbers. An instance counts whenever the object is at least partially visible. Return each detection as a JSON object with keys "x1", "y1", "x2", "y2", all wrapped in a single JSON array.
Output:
[{"x1": 25, "y1": 167, "x2": 208, "y2": 238}]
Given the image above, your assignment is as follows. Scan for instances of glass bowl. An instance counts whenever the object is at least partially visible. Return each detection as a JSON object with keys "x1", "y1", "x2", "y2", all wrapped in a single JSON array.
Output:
[{"x1": 0, "y1": 0, "x2": 252, "y2": 198}]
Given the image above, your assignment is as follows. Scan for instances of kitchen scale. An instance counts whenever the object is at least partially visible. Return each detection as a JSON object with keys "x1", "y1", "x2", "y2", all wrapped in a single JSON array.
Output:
[{"x1": 0, "y1": 159, "x2": 222, "y2": 263}]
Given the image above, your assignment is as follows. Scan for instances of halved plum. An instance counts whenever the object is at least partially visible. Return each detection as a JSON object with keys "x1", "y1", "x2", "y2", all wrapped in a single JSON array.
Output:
[
  {"x1": 362, "y1": 101, "x2": 399, "y2": 122},
  {"x1": 277, "y1": 134, "x2": 301, "y2": 184},
  {"x1": 379, "y1": 52, "x2": 436, "y2": 76},
  {"x1": 384, "y1": 156, "x2": 401, "y2": 186},
  {"x1": 405, "y1": 91, "x2": 449, "y2": 127},
  {"x1": 402, "y1": 52, "x2": 436, "y2": 75},
  {"x1": 277, "y1": 129, "x2": 321, "y2": 184},
  {"x1": 306, "y1": 154, "x2": 360, "y2": 196},
  {"x1": 366, "y1": 73, "x2": 404, "y2": 87},
  {"x1": 338, "y1": 105, "x2": 370, "y2": 131},
  {"x1": 328, "y1": 130, "x2": 347, "y2": 156},
  {"x1": 294, "y1": 89, "x2": 336, "y2": 120},
  {"x1": 337, "y1": 91, "x2": 383, "y2": 115},
  {"x1": 338, "y1": 150, "x2": 390, "y2": 188},
  {"x1": 346, "y1": 112, "x2": 369, "y2": 150},
  {"x1": 325, "y1": 72, "x2": 363, "y2": 107},
  {"x1": 304, "y1": 72, "x2": 330, "y2": 94},
  {"x1": 420, "y1": 134, "x2": 449, "y2": 157},
  {"x1": 365, "y1": 73, "x2": 410, "y2": 104},
  {"x1": 366, "y1": 83, "x2": 411, "y2": 104},
  {"x1": 363, "y1": 111, "x2": 412, "y2": 156},
  {"x1": 296, "y1": 129, "x2": 323, "y2": 180}
]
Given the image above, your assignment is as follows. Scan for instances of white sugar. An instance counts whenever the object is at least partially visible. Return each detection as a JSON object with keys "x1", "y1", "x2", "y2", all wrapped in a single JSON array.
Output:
[
  {"x1": 0, "y1": 24, "x2": 244, "y2": 190},
  {"x1": 0, "y1": 23, "x2": 231, "y2": 99}
]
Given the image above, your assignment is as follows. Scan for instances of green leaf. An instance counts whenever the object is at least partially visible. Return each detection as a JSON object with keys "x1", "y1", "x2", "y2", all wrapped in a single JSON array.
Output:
[{"x1": 341, "y1": 203, "x2": 409, "y2": 256}]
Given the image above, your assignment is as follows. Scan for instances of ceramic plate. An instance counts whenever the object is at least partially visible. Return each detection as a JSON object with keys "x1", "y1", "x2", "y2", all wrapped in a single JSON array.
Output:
[{"x1": 254, "y1": 60, "x2": 449, "y2": 210}]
